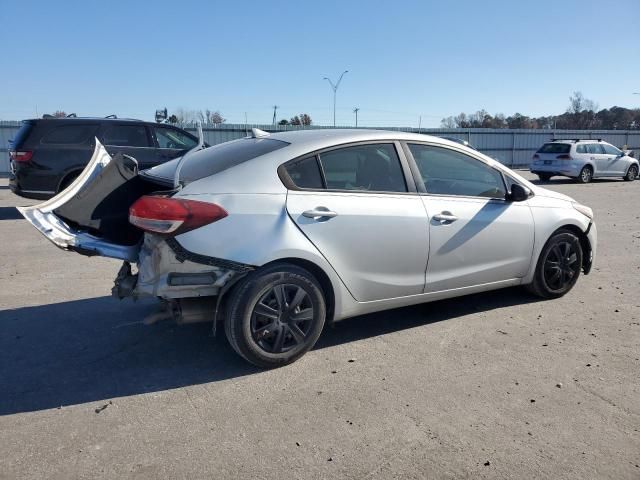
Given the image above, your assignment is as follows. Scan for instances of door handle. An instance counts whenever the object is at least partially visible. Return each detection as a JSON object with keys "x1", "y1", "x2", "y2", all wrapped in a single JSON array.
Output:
[
  {"x1": 433, "y1": 211, "x2": 458, "y2": 223},
  {"x1": 302, "y1": 207, "x2": 338, "y2": 219}
]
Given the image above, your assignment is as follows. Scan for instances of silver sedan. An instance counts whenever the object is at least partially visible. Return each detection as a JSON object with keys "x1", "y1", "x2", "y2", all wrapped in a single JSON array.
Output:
[{"x1": 20, "y1": 129, "x2": 597, "y2": 367}]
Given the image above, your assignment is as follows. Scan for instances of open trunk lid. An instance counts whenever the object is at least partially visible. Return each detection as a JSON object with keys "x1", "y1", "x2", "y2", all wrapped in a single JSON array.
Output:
[{"x1": 18, "y1": 140, "x2": 168, "y2": 261}]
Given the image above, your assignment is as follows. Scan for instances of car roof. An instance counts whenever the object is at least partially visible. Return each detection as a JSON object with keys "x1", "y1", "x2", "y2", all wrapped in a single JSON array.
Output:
[
  {"x1": 548, "y1": 139, "x2": 606, "y2": 144},
  {"x1": 266, "y1": 128, "x2": 466, "y2": 153},
  {"x1": 23, "y1": 117, "x2": 149, "y2": 124}
]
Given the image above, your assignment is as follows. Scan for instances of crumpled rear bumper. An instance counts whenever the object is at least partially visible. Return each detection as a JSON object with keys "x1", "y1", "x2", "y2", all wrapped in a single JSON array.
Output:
[{"x1": 113, "y1": 234, "x2": 252, "y2": 300}]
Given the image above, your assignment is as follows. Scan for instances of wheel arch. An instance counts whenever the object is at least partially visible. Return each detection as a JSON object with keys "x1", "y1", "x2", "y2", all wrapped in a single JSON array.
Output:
[
  {"x1": 57, "y1": 168, "x2": 84, "y2": 193},
  {"x1": 552, "y1": 224, "x2": 593, "y2": 274}
]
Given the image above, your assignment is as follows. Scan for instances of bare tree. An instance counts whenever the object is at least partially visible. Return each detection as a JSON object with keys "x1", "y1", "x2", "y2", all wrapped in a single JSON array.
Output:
[
  {"x1": 211, "y1": 111, "x2": 225, "y2": 124},
  {"x1": 53, "y1": 110, "x2": 67, "y2": 118}
]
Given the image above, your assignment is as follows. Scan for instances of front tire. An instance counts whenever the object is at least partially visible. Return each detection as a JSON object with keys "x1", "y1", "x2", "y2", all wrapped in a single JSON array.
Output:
[
  {"x1": 623, "y1": 164, "x2": 638, "y2": 182},
  {"x1": 526, "y1": 229, "x2": 583, "y2": 299},
  {"x1": 576, "y1": 166, "x2": 593, "y2": 184},
  {"x1": 224, "y1": 263, "x2": 326, "y2": 368}
]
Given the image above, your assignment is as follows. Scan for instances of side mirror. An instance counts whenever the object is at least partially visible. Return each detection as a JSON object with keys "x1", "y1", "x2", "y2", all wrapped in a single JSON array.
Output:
[{"x1": 508, "y1": 183, "x2": 531, "y2": 202}]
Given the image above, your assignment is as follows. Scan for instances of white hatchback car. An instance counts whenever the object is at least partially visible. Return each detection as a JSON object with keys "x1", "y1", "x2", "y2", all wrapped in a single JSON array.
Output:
[
  {"x1": 19, "y1": 129, "x2": 597, "y2": 367},
  {"x1": 530, "y1": 139, "x2": 639, "y2": 183}
]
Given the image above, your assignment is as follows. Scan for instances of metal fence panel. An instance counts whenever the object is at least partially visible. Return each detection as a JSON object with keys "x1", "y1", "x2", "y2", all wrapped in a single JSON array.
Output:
[{"x1": 2, "y1": 120, "x2": 640, "y2": 175}]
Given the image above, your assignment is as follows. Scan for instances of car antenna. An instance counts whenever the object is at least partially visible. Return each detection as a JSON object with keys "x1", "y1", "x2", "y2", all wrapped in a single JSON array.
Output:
[
  {"x1": 250, "y1": 128, "x2": 270, "y2": 138},
  {"x1": 173, "y1": 121, "x2": 205, "y2": 190}
]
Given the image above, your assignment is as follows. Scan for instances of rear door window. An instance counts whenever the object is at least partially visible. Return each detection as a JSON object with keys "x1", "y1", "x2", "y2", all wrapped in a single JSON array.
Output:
[
  {"x1": 102, "y1": 125, "x2": 151, "y2": 147},
  {"x1": 42, "y1": 124, "x2": 97, "y2": 144},
  {"x1": 537, "y1": 143, "x2": 571, "y2": 154},
  {"x1": 317, "y1": 144, "x2": 407, "y2": 193}
]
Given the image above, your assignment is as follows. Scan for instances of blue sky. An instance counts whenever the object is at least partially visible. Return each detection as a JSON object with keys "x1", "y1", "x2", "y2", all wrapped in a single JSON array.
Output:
[{"x1": 1, "y1": 0, "x2": 638, "y2": 127}]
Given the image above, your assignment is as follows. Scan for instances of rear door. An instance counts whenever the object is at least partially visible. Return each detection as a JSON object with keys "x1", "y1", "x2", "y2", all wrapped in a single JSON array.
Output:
[
  {"x1": 99, "y1": 123, "x2": 157, "y2": 169},
  {"x1": 406, "y1": 143, "x2": 534, "y2": 292},
  {"x1": 284, "y1": 142, "x2": 429, "y2": 302}
]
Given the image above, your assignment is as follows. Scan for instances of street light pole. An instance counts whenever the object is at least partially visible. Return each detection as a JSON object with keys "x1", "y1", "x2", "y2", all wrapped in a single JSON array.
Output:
[
  {"x1": 323, "y1": 70, "x2": 349, "y2": 127},
  {"x1": 353, "y1": 107, "x2": 359, "y2": 127}
]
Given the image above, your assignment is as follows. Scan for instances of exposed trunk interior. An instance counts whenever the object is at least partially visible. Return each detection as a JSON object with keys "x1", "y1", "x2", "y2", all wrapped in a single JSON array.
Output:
[{"x1": 53, "y1": 153, "x2": 171, "y2": 245}]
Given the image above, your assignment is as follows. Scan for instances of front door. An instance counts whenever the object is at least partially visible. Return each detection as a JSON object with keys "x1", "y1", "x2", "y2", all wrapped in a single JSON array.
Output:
[
  {"x1": 406, "y1": 143, "x2": 535, "y2": 292},
  {"x1": 284, "y1": 143, "x2": 429, "y2": 302}
]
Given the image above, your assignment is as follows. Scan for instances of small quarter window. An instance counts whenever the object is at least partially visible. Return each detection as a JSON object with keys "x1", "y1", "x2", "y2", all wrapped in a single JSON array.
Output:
[
  {"x1": 285, "y1": 157, "x2": 324, "y2": 189},
  {"x1": 576, "y1": 145, "x2": 587, "y2": 154},
  {"x1": 409, "y1": 144, "x2": 506, "y2": 199},
  {"x1": 318, "y1": 144, "x2": 407, "y2": 193}
]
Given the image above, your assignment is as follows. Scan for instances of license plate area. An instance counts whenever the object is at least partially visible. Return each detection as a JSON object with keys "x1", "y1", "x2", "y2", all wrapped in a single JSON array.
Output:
[{"x1": 544, "y1": 160, "x2": 552, "y2": 165}]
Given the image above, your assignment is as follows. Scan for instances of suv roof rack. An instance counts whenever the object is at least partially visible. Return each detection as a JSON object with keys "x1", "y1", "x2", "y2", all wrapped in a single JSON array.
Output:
[
  {"x1": 66, "y1": 113, "x2": 77, "y2": 118},
  {"x1": 105, "y1": 114, "x2": 117, "y2": 119}
]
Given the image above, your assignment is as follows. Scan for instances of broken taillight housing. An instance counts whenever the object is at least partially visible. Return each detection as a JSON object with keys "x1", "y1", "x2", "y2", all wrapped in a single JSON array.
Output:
[{"x1": 129, "y1": 196, "x2": 228, "y2": 236}]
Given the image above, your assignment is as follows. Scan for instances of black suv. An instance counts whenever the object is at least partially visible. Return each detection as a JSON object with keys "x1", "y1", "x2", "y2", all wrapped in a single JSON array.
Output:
[{"x1": 9, "y1": 116, "x2": 199, "y2": 199}]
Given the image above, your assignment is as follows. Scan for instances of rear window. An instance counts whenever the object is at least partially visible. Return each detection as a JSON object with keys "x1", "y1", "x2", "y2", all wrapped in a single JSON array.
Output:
[
  {"x1": 143, "y1": 137, "x2": 289, "y2": 184},
  {"x1": 537, "y1": 143, "x2": 571, "y2": 154},
  {"x1": 42, "y1": 124, "x2": 97, "y2": 144},
  {"x1": 10, "y1": 121, "x2": 34, "y2": 149}
]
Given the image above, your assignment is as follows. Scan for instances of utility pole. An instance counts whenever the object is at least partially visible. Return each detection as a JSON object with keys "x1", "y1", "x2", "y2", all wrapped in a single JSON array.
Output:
[
  {"x1": 272, "y1": 105, "x2": 278, "y2": 125},
  {"x1": 353, "y1": 107, "x2": 359, "y2": 127},
  {"x1": 323, "y1": 70, "x2": 349, "y2": 127},
  {"x1": 418, "y1": 115, "x2": 422, "y2": 133}
]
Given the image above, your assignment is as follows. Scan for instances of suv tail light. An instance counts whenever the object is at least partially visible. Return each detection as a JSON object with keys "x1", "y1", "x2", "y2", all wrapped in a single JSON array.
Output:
[
  {"x1": 10, "y1": 150, "x2": 33, "y2": 163},
  {"x1": 557, "y1": 154, "x2": 572, "y2": 160},
  {"x1": 129, "y1": 196, "x2": 228, "y2": 236},
  {"x1": 532, "y1": 154, "x2": 540, "y2": 160}
]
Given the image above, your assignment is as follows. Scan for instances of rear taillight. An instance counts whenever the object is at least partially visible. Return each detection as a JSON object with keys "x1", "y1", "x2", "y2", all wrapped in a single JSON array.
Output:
[
  {"x1": 10, "y1": 150, "x2": 33, "y2": 163},
  {"x1": 129, "y1": 196, "x2": 228, "y2": 235},
  {"x1": 557, "y1": 154, "x2": 572, "y2": 160},
  {"x1": 533, "y1": 154, "x2": 540, "y2": 160}
]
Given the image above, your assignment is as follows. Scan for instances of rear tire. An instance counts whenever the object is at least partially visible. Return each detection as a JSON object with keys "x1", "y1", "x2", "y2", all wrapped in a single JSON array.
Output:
[
  {"x1": 224, "y1": 263, "x2": 326, "y2": 368},
  {"x1": 526, "y1": 229, "x2": 583, "y2": 299},
  {"x1": 575, "y1": 166, "x2": 593, "y2": 184},
  {"x1": 538, "y1": 174, "x2": 552, "y2": 181},
  {"x1": 623, "y1": 164, "x2": 638, "y2": 182}
]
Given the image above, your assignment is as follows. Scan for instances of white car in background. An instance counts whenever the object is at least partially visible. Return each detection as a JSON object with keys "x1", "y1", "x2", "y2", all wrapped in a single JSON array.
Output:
[{"x1": 530, "y1": 139, "x2": 639, "y2": 183}]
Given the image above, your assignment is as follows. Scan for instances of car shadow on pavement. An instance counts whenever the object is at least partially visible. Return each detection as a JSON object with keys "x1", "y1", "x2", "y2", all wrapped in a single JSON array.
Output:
[
  {"x1": 0, "y1": 288, "x2": 541, "y2": 415},
  {"x1": 0, "y1": 207, "x2": 23, "y2": 220}
]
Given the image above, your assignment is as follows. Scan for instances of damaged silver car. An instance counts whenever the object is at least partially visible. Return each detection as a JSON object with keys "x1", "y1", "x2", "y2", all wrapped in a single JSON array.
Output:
[{"x1": 19, "y1": 128, "x2": 597, "y2": 367}]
